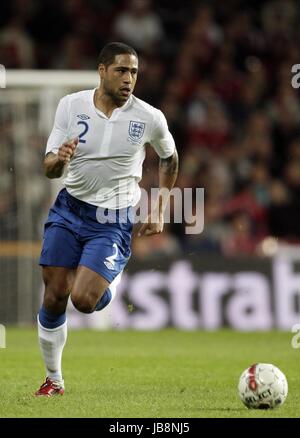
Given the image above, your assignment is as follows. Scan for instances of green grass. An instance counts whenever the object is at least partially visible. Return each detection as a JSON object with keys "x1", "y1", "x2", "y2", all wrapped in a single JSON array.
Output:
[{"x1": 0, "y1": 328, "x2": 299, "y2": 418}]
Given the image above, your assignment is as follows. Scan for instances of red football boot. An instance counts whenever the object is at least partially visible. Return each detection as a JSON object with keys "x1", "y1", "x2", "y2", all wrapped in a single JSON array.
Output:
[{"x1": 35, "y1": 377, "x2": 65, "y2": 397}]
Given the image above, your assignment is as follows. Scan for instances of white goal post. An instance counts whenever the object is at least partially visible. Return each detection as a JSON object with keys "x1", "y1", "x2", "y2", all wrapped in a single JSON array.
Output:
[{"x1": 6, "y1": 70, "x2": 98, "y2": 88}]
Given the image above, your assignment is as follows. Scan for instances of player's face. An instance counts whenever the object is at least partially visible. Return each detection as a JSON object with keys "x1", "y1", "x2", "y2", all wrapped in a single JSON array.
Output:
[{"x1": 100, "y1": 54, "x2": 138, "y2": 104}]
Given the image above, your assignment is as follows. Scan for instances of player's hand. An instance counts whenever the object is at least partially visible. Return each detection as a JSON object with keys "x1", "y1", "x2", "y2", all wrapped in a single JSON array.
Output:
[
  {"x1": 57, "y1": 137, "x2": 79, "y2": 163},
  {"x1": 138, "y1": 212, "x2": 164, "y2": 237}
]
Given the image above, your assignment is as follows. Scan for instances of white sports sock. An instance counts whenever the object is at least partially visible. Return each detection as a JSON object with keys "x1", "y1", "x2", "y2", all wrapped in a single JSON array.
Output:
[{"x1": 37, "y1": 317, "x2": 67, "y2": 383}]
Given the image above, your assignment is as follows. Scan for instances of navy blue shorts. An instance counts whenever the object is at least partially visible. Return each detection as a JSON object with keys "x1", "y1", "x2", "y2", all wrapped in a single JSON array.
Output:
[{"x1": 39, "y1": 189, "x2": 133, "y2": 283}]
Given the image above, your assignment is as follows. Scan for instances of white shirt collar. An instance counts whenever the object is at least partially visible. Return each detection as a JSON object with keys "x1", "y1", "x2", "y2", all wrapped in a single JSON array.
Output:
[{"x1": 91, "y1": 89, "x2": 133, "y2": 119}]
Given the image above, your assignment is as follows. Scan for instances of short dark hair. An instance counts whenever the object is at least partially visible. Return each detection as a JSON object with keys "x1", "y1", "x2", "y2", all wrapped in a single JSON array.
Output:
[{"x1": 98, "y1": 42, "x2": 138, "y2": 67}]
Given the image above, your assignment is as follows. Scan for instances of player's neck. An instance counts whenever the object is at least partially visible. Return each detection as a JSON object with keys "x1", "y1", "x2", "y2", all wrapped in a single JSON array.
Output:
[{"x1": 94, "y1": 88, "x2": 125, "y2": 118}]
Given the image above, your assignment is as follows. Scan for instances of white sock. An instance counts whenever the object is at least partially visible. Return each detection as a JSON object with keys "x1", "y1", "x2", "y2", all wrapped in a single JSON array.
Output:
[{"x1": 37, "y1": 317, "x2": 67, "y2": 383}]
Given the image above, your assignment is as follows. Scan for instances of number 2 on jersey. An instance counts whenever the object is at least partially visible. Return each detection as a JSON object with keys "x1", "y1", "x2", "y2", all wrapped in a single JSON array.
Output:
[{"x1": 77, "y1": 121, "x2": 89, "y2": 143}]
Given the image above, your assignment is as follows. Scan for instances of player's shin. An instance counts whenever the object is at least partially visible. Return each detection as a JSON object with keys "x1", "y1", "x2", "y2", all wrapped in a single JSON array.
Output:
[{"x1": 37, "y1": 306, "x2": 67, "y2": 383}]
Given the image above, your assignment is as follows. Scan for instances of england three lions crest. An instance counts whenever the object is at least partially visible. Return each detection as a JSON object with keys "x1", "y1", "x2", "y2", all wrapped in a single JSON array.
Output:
[{"x1": 128, "y1": 121, "x2": 145, "y2": 142}]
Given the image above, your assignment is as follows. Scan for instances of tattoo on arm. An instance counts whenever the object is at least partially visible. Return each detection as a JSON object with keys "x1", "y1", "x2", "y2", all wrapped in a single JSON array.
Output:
[{"x1": 159, "y1": 149, "x2": 179, "y2": 176}]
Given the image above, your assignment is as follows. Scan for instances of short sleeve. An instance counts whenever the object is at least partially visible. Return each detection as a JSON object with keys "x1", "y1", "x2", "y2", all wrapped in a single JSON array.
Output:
[
  {"x1": 150, "y1": 109, "x2": 175, "y2": 158},
  {"x1": 45, "y1": 96, "x2": 69, "y2": 155}
]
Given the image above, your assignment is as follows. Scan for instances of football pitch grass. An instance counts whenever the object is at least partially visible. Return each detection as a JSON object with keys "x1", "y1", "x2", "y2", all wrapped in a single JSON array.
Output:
[{"x1": 0, "y1": 328, "x2": 299, "y2": 418}]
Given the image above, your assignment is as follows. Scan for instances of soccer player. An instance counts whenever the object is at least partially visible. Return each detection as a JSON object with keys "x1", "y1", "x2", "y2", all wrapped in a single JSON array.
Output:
[{"x1": 35, "y1": 42, "x2": 178, "y2": 396}]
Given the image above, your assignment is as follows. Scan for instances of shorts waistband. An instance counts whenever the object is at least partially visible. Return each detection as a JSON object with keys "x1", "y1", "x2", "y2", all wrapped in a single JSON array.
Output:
[{"x1": 62, "y1": 189, "x2": 134, "y2": 224}]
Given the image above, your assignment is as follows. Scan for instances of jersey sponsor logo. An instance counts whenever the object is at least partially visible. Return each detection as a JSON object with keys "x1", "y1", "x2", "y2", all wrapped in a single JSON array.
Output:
[
  {"x1": 128, "y1": 121, "x2": 145, "y2": 141},
  {"x1": 104, "y1": 243, "x2": 118, "y2": 271},
  {"x1": 76, "y1": 114, "x2": 90, "y2": 120}
]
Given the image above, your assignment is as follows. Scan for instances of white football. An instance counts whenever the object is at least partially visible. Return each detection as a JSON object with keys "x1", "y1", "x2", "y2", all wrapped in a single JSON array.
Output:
[{"x1": 238, "y1": 363, "x2": 288, "y2": 409}]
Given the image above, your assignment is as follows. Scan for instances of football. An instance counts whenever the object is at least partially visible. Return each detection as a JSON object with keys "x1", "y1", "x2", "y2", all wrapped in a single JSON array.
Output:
[{"x1": 238, "y1": 363, "x2": 288, "y2": 409}]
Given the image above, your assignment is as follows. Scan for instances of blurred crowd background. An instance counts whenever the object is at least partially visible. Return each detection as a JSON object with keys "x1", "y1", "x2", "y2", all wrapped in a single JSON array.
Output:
[{"x1": 1, "y1": 0, "x2": 300, "y2": 259}]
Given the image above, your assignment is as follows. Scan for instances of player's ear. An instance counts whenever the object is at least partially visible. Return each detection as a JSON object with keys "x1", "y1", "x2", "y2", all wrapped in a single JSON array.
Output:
[{"x1": 98, "y1": 64, "x2": 106, "y2": 79}]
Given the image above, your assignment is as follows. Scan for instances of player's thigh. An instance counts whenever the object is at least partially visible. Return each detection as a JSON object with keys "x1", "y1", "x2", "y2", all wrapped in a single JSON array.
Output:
[
  {"x1": 40, "y1": 223, "x2": 81, "y2": 306},
  {"x1": 40, "y1": 223, "x2": 82, "y2": 270},
  {"x1": 71, "y1": 236, "x2": 130, "y2": 304},
  {"x1": 71, "y1": 265, "x2": 109, "y2": 305},
  {"x1": 79, "y1": 236, "x2": 131, "y2": 285}
]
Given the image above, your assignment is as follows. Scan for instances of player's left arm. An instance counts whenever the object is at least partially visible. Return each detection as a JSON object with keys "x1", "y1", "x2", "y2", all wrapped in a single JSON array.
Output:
[
  {"x1": 139, "y1": 110, "x2": 179, "y2": 237},
  {"x1": 139, "y1": 149, "x2": 178, "y2": 236}
]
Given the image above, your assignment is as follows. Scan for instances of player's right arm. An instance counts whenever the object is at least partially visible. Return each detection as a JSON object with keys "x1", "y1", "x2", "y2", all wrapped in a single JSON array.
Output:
[
  {"x1": 44, "y1": 138, "x2": 78, "y2": 178},
  {"x1": 43, "y1": 95, "x2": 78, "y2": 179}
]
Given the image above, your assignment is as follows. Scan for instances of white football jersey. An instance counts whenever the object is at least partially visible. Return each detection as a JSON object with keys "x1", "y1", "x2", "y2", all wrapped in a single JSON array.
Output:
[{"x1": 46, "y1": 89, "x2": 175, "y2": 209}]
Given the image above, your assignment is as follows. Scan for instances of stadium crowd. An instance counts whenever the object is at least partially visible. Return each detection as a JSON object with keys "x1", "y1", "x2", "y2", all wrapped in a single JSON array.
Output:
[{"x1": 1, "y1": 0, "x2": 300, "y2": 258}]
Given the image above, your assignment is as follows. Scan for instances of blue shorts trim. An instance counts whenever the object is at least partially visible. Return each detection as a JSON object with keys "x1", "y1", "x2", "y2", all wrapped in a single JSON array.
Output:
[{"x1": 39, "y1": 189, "x2": 133, "y2": 283}]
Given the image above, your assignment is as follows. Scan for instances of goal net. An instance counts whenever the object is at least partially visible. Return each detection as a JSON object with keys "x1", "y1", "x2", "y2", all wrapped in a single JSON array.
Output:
[{"x1": 0, "y1": 70, "x2": 100, "y2": 326}]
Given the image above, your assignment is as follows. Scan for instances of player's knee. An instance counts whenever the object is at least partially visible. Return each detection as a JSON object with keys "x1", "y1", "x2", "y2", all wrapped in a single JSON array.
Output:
[
  {"x1": 43, "y1": 279, "x2": 70, "y2": 311},
  {"x1": 71, "y1": 293, "x2": 97, "y2": 314},
  {"x1": 43, "y1": 289, "x2": 68, "y2": 314}
]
